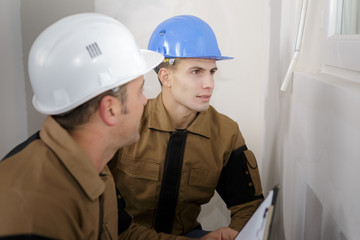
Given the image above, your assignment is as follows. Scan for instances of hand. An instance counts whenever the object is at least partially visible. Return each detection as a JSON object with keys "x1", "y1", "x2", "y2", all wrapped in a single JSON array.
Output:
[{"x1": 199, "y1": 227, "x2": 238, "y2": 240}]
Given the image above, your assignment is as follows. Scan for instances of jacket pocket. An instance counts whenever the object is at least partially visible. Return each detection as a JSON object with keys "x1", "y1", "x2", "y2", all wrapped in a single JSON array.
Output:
[
  {"x1": 115, "y1": 159, "x2": 160, "y2": 210},
  {"x1": 120, "y1": 160, "x2": 160, "y2": 181},
  {"x1": 189, "y1": 168, "x2": 220, "y2": 188},
  {"x1": 186, "y1": 168, "x2": 221, "y2": 203},
  {"x1": 244, "y1": 150, "x2": 263, "y2": 196}
]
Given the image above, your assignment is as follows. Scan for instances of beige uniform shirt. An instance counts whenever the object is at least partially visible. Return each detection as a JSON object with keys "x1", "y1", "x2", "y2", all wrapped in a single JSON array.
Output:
[
  {"x1": 110, "y1": 94, "x2": 263, "y2": 235},
  {"x1": 0, "y1": 116, "x2": 117, "y2": 239}
]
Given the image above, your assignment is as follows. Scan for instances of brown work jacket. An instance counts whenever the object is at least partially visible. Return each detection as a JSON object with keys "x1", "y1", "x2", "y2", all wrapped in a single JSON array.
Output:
[
  {"x1": 0, "y1": 116, "x2": 117, "y2": 239},
  {"x1": 110, "y1": 94, "x2": 263, "y2": 235}
]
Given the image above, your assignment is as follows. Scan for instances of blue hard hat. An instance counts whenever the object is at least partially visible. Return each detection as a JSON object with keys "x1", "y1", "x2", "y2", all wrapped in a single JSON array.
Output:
[{"x1": 148, "y1": 15, "x2": 233, "y2": 60}]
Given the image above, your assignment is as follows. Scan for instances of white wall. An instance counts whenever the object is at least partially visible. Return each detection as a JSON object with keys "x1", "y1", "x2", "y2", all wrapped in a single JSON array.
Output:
[
  {"x1": 278, "y1": 0, "x2": 360, "y2": 239},
  {"x1": 282, "y1": 73, "x2": 360, "y2": 240},
  {"x1": 0, "y1": 0, "x2": 27, "y2": 159}
]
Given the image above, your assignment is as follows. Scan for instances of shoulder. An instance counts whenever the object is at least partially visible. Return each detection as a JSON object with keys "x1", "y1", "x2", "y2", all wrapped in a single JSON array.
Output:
[
  {"x1": 0, "y1": 140, "x2": 78, "y2": 197},
  {"x1": 206, "y1": 106, "x2": 247, "y2": 148},
  {"x1": 0, "y1": 146, "x2": 81, "y2": 238},
  {"x1": 207, "y1": 105, "x2": 239, "y2": 130},
  {"x1": 1, "y1": 139, "x2": 50, "y2": 174},
  {"x1": 2, "y1": 131, "x2": 41, "y2": 160}
]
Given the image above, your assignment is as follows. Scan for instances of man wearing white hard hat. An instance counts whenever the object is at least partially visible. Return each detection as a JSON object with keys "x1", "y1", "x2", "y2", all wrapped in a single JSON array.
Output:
[
  {"x1": 0, "y1": 13, "x2": 164, "y2": 239},
  {"x1": 0, "y1": 13, "x2": 238, "y2": 240}
]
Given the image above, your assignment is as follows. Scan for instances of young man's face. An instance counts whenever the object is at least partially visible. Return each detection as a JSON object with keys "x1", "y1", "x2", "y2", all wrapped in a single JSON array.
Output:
[
  {"x1": 119, "y1": 76, "x2": 147, "y2": 146},
  {"x1": 169, "y1": 58, "x2": 217, "y2": 113}
]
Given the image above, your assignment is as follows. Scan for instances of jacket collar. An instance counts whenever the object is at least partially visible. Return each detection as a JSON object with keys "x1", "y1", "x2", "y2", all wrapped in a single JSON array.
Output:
[
  {"x1": 40, "y1": 116, "x2": 106, "y2": 201},
  {"x1": 147, "y1": 94, "x2": 211, "y2": 138}
]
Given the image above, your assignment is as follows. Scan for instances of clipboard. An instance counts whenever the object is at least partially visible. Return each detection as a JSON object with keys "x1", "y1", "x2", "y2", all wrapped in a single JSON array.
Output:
[{"x1": 235, "y1": 185, "x2": 280, "y2": 240}]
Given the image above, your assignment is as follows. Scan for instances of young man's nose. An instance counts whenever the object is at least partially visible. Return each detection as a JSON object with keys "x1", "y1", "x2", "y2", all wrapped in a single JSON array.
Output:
[{"x1": 202, "y1": 74, "x2": 215, "y2": 89}]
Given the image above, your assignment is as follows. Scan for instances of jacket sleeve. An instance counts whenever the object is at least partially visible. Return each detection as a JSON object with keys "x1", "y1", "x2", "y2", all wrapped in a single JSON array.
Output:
[{"x1": 216, "y1": 135, "x2": 264, "y2": 231}]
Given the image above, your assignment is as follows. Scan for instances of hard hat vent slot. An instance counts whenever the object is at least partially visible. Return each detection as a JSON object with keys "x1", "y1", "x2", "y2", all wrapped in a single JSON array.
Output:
[
  {"x1": 86, "y1": 42, "x2": 102, "y2": 59},
  {"x1": 159, "y1": 30, "x2": 166, "y2": 36}
]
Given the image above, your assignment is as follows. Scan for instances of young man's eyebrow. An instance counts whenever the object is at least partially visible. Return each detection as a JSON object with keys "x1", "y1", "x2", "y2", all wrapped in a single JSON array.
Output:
[{"x1": 188, "y1": 66, "x2": 218, "y2": 71}]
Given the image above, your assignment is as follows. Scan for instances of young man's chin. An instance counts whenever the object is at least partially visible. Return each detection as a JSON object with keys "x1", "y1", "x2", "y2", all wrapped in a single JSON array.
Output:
[{"x1": 195, "y1": 105, "x2": 210, "y2": 113}]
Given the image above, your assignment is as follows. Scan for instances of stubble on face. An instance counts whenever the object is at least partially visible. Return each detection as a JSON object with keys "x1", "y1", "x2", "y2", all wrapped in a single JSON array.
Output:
[{"x1": 119, "y1": 76, "x2": 146, "y2": 146}]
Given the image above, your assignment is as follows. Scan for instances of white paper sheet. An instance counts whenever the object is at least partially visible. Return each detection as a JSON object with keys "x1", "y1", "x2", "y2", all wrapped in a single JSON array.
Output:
[{"x1": 235, "y1": 188, "x2": 276, "y2": 240}]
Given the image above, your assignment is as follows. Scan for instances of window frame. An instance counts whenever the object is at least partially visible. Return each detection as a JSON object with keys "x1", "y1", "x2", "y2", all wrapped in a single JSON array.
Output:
[{"x1": 323, "y1": 0, "x2": 360, "y2": 75}]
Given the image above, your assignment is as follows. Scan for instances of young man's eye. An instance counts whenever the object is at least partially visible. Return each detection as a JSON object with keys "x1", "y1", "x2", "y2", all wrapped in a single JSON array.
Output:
[{"x1": 192, "y1": 70, "x2": 199, "y2": 74}]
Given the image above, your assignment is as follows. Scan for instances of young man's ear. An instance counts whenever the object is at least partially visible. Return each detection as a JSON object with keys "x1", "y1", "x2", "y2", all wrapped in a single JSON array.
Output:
[
  {"x1": 99, "y1": 95, "x2": 119, "y2": 126},
  {"x1": 158, "y1": 68, "x2": 171, "y2": 87}
]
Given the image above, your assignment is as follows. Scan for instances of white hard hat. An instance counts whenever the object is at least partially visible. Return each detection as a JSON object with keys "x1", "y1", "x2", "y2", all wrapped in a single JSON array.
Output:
[{"x1": 28, "y1": 13, "x2": 164, "y2": 115}]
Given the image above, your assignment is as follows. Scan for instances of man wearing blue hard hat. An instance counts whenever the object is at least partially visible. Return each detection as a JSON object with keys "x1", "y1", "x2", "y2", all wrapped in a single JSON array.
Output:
[{"x1": 109, "y1": 15, "x2": 264, "y2": 238}]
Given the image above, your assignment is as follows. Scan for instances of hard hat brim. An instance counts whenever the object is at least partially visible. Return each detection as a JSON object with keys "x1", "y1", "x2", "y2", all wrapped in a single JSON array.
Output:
[
  {"x1": 140, "y1": 49, "x2": 164, "y2": 75},
  {"x1": 163, "y1": 56, "x2": 234, "y2": 60}
]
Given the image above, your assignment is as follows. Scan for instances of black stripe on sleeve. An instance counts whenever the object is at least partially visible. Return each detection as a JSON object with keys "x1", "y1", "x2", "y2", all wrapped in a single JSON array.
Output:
[{"x1": 216, "y1": 145, "x2": 263, "y2": 208}]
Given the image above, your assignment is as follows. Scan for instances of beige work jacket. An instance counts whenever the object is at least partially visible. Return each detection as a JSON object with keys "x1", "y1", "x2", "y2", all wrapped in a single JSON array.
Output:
[
  {"x1": 0, "y1": 116, "x2": 117, "y2": 239},
  {"x1": 110, "y1": 94, "x2": 263, "y2": 235}
]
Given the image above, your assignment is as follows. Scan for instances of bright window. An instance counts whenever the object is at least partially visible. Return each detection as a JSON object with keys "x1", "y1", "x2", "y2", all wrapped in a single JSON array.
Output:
[{"x1": 322, "y1": 0, "x2": 360, "y2": 81}]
